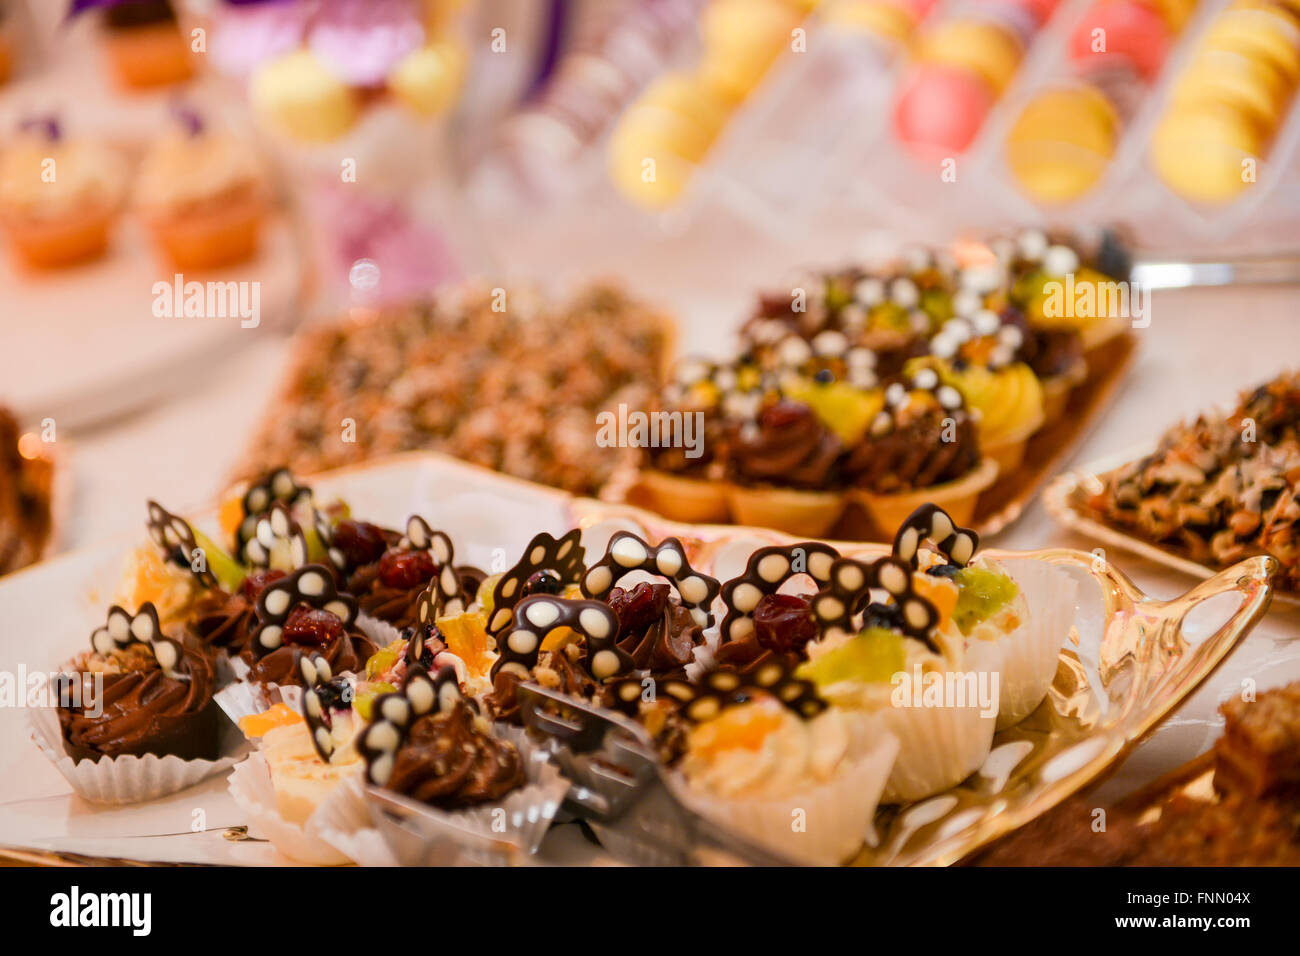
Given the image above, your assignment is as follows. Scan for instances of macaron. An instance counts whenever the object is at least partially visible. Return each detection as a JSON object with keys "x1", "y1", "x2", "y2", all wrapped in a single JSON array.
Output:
[
  {"x1": 1173, "y1": 47, "x2": 1290, "y2": 129},
  {"x1": 699, "y1": 0, "x2": 801, "y2": 101},
  {"x1": 1069, "y1": 0, "x2": 1172, "y2": 83},
  {"x1": 1006, "y1": 85, "x2": 1119, "y2": 201},
  {"x1": 250, "y1": 49, "x2": 360, "y2": 142},
  {"x1": 607, "y1": 114, "x2": 697, "y2": 208},
  {"x1": 1203, "y1": 7, "x2": 1300, "y2": 83},
  {"x1": 1150, "y1": 103, "x2": 1265, "y2": 202},
  {"x1": 1144, "y1": 0, "x2": 1199, "y2": 31},
  {"x1": 821, "y1": 0, "x2": 917, "y2": 46},
  {"x1": 389, "y1": 38, "x2": 467, "y2": 116},
  {"x1": 916, "y1": 19, "x2": 1023, "y2": 93},
  {"x1": 893, "y1": 63, "x2": 995, "y2": 157}
]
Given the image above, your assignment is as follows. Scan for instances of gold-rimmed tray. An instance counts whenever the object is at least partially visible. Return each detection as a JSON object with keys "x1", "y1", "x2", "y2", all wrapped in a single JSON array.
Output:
[
  {"x1": 612, "y1": 332, "x2": 1138, "y2": 540},
  {"x1": 1043, "y1": 448, "x2": 1300, "y2": 609},
  {"x1": 570, "y1": 496, "x2": 1276, "y2": 866},
  {"x1": 0, "y1": 452, "x2": 1275, "y2": 867}
]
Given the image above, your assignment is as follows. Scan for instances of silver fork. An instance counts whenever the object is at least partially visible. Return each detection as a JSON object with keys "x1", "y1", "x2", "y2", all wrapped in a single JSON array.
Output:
[{"x1": 518, "y1": 684, "x2": 798, "y2": 866}]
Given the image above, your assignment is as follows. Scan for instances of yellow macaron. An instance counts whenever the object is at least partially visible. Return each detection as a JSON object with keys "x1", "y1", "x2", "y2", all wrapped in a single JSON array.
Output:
[
  {"x1": 1150, "y1": 103, "x2": 1266, "y2": 202},
  {"x1": 250, "y1": 50, "x2": 360, "y2": 143},
  {"x1": 1006, "y1": 85, "x2": 1118, "y2": 202},
  {"x1": 1173, "y1": 47, "x2": 1290, "y2": 130},
  {"x1": 916, "y1": 19, "x2": 1023, "y2": 94},
  {"x1": 1203, "y1": 8, "x2": 1300, "y2": 83}
]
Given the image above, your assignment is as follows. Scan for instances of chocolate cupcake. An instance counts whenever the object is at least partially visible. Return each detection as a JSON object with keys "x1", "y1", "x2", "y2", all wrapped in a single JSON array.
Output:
[
  {"x1": 240, "y1": 565, "x2": 378, "y2": 688},
  {"x1": 579, "y1": 531, "x2": 720, "y2": 679},
  {"x1": 360, "y1": 667, "x2": 525, "y2": 810},
  {"x1": 58, "y1": 604, "x2": 220, "y2": 763},
  {"x1": 343, "y1": 517, "x2": 458, "y2": 629}
]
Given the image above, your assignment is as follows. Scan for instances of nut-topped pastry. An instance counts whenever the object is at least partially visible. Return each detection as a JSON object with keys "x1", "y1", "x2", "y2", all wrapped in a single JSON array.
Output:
[{"x1": 58, "y1": 604, "x2": 220, "y2": 763}]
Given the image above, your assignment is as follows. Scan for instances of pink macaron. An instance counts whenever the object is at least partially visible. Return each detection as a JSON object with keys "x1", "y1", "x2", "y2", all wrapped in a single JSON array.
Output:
[
  {"x1": 893, "y1": 63, "x2": 995, "y2": 158},
  {"x1": 1069, "y1": 0, "x2": 1172, "y2": 82}
]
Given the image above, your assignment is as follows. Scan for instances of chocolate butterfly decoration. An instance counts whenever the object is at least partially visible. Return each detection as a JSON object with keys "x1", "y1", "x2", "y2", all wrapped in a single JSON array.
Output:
[
  {"x1": 490, "y1": 594, "x2": 631, "y2": 683},
  {"x1": 811, "y1": 555, "x2": 941, "y2": 652},
  {"x1": 485, "y1": 530, "x2": 586, "y2": 636},
  {"x1": 90, "y1": 603, "x2": 185, "y2": 679},
  {"x1": 405, "y1": 517, "x2": 465, "y2": 633},
  {"x1": 357, "y1": 665, "x2": 465, "y2": 787},
  {"x1": 145, "y1": 500, "x2": 217, "y2": 588},
  {"x1": 243, "y1": 502, "x2": 310, "y2": 570},
  {"x1": 718, "y1": 542, "x2": 840, "y2": 643},
  {"x1": 892, "y1": 503, "x2": 978, "y2": 570},
  {"x1": 609, "y1": 661, "x2": 825, "y2": 722},
  {"x1": 580, "y1": 532, "x2": 720, "y2": 629},
  {"x1": 235, "y1": 467, "x2": 311, "y2": 555},
  {"x1": 250, "y1": 564, "x2": 358, "y2": 657},
  {"x1": 299, "y1": 653, "x2": 355, "y2": 762}
]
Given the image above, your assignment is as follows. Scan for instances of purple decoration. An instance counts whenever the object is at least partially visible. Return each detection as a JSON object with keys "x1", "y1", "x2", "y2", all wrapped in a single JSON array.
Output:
[
  {"x1": 307, "y1": 0, "x2": 424, "y2": 87},
  {"x1": 169, "y1": 101, "x2": 205, "y2": 136},
  {"x1": 19, "y1": 116, "x2": 62, "y2": 142}
]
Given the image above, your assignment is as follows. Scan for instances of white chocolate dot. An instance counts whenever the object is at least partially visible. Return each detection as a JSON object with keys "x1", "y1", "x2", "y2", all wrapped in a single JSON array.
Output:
[{"x1": 757, "y1": 554, "x2": 789, "y2": 583}]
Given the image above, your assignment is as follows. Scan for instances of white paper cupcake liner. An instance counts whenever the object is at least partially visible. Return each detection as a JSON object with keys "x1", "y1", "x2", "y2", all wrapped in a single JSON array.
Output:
[
  {"x1": 361, "y1": 750, "x2": 570, "y2": 866},
  {"x1": 226, "y1": 752, "x2": 354, "y2": 865},
  {"x1": 214, "y1": 679, "x2": 303, "y2": 728},
  {"x1": 28, "y1": 706, "x2": 241, "y2": 805},
  {"x1": 672, "y1": 731, "x2": 900, "y2": 865},
  {"x1": 992, "y1": 559, "x2": 1078, "y2": 729},
  {"x1": 356, "y1": 613, "x2": 402, "y2": 648},
  {"x1": 874, "y1": 693, "x2": 997, "y2": 804}
]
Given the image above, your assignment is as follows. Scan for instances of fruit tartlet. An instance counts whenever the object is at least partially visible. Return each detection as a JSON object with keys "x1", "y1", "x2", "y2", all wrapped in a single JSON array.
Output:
[
  {"x1": 639, "y1": 359, "x2": 741, "y2": 524},
  {"x1": 891, "y1": 505, "x2": 1076, "y2": 729},
  {"x1": 633, "y1": 666, "x2": 899, "y2": 865},
  {"x1": 794, "y1": 525, "x2": 1000, "y2": 803},
  {"x1": 133, "y1": 109, "x2": 268, "y2": 270},
  {"x1": 907, "y1": 337, "x2": 1045, "y2": 476},
  {"x1": 726, "y1": 398, "x2": 846, "y2": 537},
  {"x1": 228, "y1": 656, "x2": 367, "y2": 865},
  {"x1": 98, "y1": 0, "x2": 194, "y2": 89},
  {"x1": 843, "y1": 369, "x2": 996, "y2": 532},
  {"x1": 0, "y1": 120, "x2": 126, "y2": 269},
  {"x1": 479, "y1": 531, "x2": 638, "y2": 721}
]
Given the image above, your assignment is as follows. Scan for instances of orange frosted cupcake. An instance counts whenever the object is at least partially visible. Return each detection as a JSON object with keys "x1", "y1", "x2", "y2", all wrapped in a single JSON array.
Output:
[
  {"x1": 0, "y1": 121, "x2": 126, "y2": 270},
  {"x1": 134, "y1": 113, "x2": 268, "y2": 270},
  {"x1": 100, "y1": 0, "x2": 194, "y2": 89}
]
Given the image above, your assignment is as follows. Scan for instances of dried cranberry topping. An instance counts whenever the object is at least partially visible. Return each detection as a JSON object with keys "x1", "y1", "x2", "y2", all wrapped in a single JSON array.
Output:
[
  {"x1": 753, "y1": 593, "x2": 817, "y2": 655},
  {"x1": 377, "y1": 549, "x2": 436, "y2": 590},
  {"x1": 331, "y1": 519, "x2": 389, "y2": 568},
  {"x1": 607, "y1": 582, "x2": 671, "y2": 640},
  {"x1": 240, "y1": 568, "x2": 287, "y2": 602},
  {"x1": 282, "y1": 606, "x2": 345, "y2": 646}
]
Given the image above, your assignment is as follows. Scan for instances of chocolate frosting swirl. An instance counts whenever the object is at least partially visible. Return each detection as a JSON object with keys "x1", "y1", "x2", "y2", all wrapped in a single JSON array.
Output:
[
  {"x1": 607, "y1": 583, "x2": 702, "y2": 677},
  {"x1": 345, "y1": 556, "x2": 430, "y2": 628},
  {"x1": 730, "y1": 400, "x2": 842, "y2": 489},
  {"x1": 487, "y1": 650, "x2": 597, "y2": 724},
  {"x1": 240, "y1": 629, "x2": 377, "y2": 687},
  {"x1": 385, "y1": 699, "x2": 525, "y2": 809},
  {"x1": 845, "y1": 406, "x2": 980, "y2": 494},
  {"x1": 186, "y1": 589, "x2": 257, "y2": 654},
  {"x1": 58, "y1": 636, "x2": 219, "y2": 763}
]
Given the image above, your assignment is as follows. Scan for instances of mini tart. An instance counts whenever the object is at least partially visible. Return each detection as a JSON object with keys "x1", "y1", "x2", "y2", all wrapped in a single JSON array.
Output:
[
  {"x1": 134, "y1": 129, "x2": 268, "y2": 270},
  {"x1": 726, "y1": 484, "x2": 846, "y2": 537},
  {"x1": 0, "y1": 138, "x2": 125, "y2": 269},
  {"x1": 1037, "y1": 355, "x2": 1088, "y2": 425},
  {"x1": 853, "y1": 457, "x2": 998, "y2": 536},
  {"x1": 638, "y1": 469, "x2": 733, "y2": 524}
]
